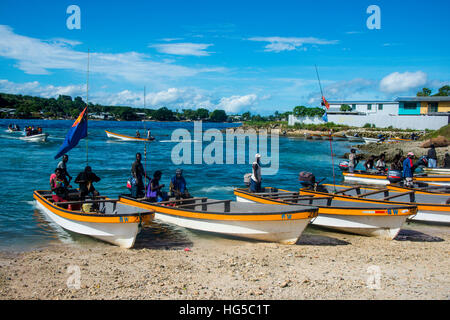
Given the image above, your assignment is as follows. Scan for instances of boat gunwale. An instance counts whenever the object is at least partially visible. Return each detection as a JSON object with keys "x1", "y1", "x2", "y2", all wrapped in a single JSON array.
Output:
[
  {"x1": 234, "y1": 188, "x2": 417, "y2": 216},
  {"x1": 119, "y1": 195, "x2": 318, "y2": 221},
  {"x1": 34, "y1": 190, "x2": 154, "y2": 223}
]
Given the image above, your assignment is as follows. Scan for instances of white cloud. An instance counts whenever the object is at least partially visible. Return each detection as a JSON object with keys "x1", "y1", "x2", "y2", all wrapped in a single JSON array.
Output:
[
  {"x1": 216, "y1": 94, "x2": 258, "y2": 113},
  {"x1": 380, "y1": 71, "x2": 428, "y2": 94},
  {"x1": 0, "y1": 79, "x2": 85, "y2": 98},
  {"x1": 150, "y1": 42, "x2": 213, "y2": 56},
  {"x1": 0, "y1": 25, "x2": 224, "y2": 82},
  {"x1": 247, "y1": 36, "x2": 339, "y2": 52}
]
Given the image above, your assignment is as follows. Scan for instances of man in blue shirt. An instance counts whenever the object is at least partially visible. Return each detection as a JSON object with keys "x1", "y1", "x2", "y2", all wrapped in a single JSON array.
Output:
[
  {"x1": 403, "y1": 152, "x2": 415, "y2": 187},
  {"x1": 170, "y1": 169, "x2": 191, "y2": 199}
]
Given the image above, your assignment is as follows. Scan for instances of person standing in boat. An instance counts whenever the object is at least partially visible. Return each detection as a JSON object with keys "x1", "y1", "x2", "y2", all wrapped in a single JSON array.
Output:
[
  {"x1": 403, "y1": 152, "x2": 415, "y2": 187},
  {"x1": 147, "y1": 170, "x2": 168, "y2": 202},
  {"x1": 131, "y1": 152, "x2": 145, "y2": 198},
  {"x1": 250, "y1": 154, "x2": 262, "y2": 193},
  {"x1": 427, "y1": 144, "x2": 437, "y2": 168},
  {"x1": 75, "y1": 166, "x2": 101, "y2": 200},
  {"x1": 147, "y1": 129, "x2": 151, "y2": 140},
  {"x1": 348, "y1": 149, "x2": 357, "y2": 173},
  {"x1": 136, "y1": 130, "x2": 141, "y2": 138},
  {"x1": 57, "y1": 154, "x2": 72, "y2": 185}
]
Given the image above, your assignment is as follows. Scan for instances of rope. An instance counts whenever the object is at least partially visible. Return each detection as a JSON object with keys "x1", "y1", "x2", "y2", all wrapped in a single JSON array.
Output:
[{"x1": 329, "y1": 130, "x2": 337, "y2": 192}]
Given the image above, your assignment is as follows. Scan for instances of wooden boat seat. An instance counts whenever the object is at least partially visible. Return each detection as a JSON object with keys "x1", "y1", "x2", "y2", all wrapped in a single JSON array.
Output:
[
  {"x1": 176, "y1": 199, "x2": 232, "y2": 212},
  {"x1": 356, "y1": 189, "x2": 389, "y2": 198},
  {"x1": 383, "y1": 191, "x2": 415, "y2": 202},
  {"x1": 334, "y1": 185, "x2": 363, "y2": 195}
]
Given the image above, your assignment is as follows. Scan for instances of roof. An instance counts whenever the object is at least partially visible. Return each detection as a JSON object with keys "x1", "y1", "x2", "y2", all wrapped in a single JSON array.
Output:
[
  {"x1": 328, "y1": 100, "x2": 398, "y2": 104},
  {"x1": 396, "y1": 97, "x2": 450, "y2": 102}
]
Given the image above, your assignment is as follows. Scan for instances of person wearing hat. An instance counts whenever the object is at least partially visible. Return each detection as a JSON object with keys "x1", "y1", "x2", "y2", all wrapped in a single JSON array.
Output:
[
  {"x1": 250, "y1": 154, "x2": 262, "y2": 193},
  {"x1": 403, "y1": 152, "x2": 415, "y2": 187},
  {"x1": 427, "y1": 144, "x2": 437, "y2": 168},
  {"x1": 170, "y1": 169, "x2": 191, "y2": 199}
]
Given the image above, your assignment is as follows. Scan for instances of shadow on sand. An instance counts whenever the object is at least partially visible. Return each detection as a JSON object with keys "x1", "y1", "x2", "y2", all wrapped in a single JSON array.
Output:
[
  {"x1": 133, "y1": 222, "x2": 193, "y2": 250},
  {"x1": 394, "y1": 229, "x2": 445, "y2": 242}
]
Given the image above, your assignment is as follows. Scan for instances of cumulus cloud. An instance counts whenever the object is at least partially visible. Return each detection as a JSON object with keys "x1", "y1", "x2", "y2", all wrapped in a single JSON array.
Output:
[
  {"x1": 0, "y1": 25, "x2": 224, "y2": 82},
  {"x1": 247, "y1": 36, "x2": 339, "y2": 52},
  {"x1": 0, "y1": 79, "x2": 85, "y2": 98},
  {"x1": 380, "y1": 71, "x2": 428, "y2": 94},
  {"x1": 216, "y1": 94, "x2": 259, "y2": 113},
  {"x1": 150, "y1": 43, "x2": 213, "y2": 56}
]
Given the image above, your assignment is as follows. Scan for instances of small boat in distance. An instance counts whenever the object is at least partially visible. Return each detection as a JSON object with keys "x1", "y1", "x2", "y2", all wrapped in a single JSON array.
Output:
[
  {"x1": 19, "y1": 133, "x2": 49, "y2": 142},
  {"x1": 105, "y1": 130, "x2": 155, "y2": 142},
  {"x1": 34, "y1": 190, "x2": 154, "y2": 248},
  {"x1": 119, "y1": 195, "x2": 318, "y2": 244}
]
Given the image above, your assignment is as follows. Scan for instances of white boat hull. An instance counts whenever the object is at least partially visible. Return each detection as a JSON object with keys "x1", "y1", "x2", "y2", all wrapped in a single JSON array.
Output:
[
  {"x1": 35, "y1": 200, "x2": 141, "y2": 248},
  {"x1": 236, "y1": 196, "x2": 405, "y2": 239},
  {"x1": 346, "y1": 136, "x2": 364, "y2": 142},
  {"x1": 409, "y1": 210, "x2": 450, "y2": 224},
  {"x1": 20, "y1": 133, "x2": 48, "y2": 142},
  {"x1": 343, "y1": 175, "x2": 390, "y2": 185},
  {"x1": 153, "y1": 210, "x2": 310, "y2": 244}
]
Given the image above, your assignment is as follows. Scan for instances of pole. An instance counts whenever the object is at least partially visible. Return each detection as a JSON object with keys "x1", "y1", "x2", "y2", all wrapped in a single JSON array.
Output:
[
  {"x1": 86, "y1": 49, "x2": 90, "y2": 166},
  {"x1": 143, "y1": 86, "x2": 148, "y2": 193}
]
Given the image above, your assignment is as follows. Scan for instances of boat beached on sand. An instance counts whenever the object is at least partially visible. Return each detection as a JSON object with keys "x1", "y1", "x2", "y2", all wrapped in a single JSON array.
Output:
[
  {"x1": 299, "y1": 184, "x2": 450, "y2": 225},
  {"x1": 34, "y1": 190, "x2": 155, "y2": 248},
  {"x1": 105, "y1": 130, "x2": 155, "y2": 141},
  {"x1": 234, "y1": 187, "x2": 417, "y2": 239},
  {"x1": 119, "y1": 195, "x2": 318, "y2": 244}
]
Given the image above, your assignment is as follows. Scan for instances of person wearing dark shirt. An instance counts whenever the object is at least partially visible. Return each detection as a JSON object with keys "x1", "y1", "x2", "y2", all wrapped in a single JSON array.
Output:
[
  {"x1": 131, "y1": 152, "x2": 146, "y2": 198},
  {"x1": 364, "y1": 155, "x2": 375, "y2": 171},
  {"x1": 57, "y1": 154, "x2": 72, "y2": 184},
  {"x1": 427, "y1": 144, "x2": 437, "y2": 168},
  {"x1": 75, "y1": 166, "x2": 101, "y2": 199},
  {"x1": 170, "y1": 169, "x2": 191, "y2": 199},
  {"x1": 444, "y1": 153, "x2": 450, "y2": 168}
]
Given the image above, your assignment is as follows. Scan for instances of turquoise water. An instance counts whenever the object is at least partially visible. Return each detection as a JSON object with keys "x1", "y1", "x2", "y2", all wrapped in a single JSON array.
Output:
[{"x1": 0, "y1": 119, "x2": 353, "y2": 250}]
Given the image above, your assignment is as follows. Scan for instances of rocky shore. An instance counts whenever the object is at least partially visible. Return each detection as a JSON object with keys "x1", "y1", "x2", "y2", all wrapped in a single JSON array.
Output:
[{"x1": 0, "y1": 223, "x2": 448, "y2": 300}]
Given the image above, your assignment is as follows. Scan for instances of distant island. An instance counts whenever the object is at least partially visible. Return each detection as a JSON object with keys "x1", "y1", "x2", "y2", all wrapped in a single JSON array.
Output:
[{"x1": 0, "y1": 92, "x2": 291, "y2": 123}]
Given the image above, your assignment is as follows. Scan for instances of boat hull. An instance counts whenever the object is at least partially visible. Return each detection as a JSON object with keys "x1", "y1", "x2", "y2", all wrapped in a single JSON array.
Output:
[
  {"x1": 34, "y1": 192, "x2": 154, "y2": 248},
  {"x1": 105, "y1": 130, "x2": 153, "y2": 142},
  {"x1": 20, "y1": 133, "x2": 48, "y2": 142},
  {"x1": 119, "y1": 196, "x2": 316, "y2": 244}
]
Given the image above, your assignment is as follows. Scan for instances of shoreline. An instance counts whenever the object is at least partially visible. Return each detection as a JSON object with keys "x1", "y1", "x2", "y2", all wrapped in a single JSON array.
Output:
[{"x1": 0, "y1": 222, "x2": 448, "y2": 300}]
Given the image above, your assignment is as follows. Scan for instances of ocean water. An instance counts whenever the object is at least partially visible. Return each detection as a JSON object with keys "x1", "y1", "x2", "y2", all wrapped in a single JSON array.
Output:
[{"x1": 0, "y1": 119, "x2": 354, "y2": 251}]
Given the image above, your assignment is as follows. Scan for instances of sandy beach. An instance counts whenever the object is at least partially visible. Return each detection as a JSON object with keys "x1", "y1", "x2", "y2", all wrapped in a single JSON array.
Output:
[{"x1": 0, "y1": 221, "x2": 448, "y2": 300}]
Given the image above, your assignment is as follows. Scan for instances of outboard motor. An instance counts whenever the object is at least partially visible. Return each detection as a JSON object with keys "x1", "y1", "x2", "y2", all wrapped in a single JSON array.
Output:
[
  {"x1": 414, "y1": 156, "x2": 428, "y2": 169},
  {"x1": 339, "y1": 161, "x2": 349, "y2": 171},
  {"x1": 243, "y1": 173, "x2": 252, "y2": 187},
  {"x1": 387, "y1": 170, "x2": 402, "y2": 183},
  {"x1": 299, "y1": 171, "x2": 316, "y2": 188}
]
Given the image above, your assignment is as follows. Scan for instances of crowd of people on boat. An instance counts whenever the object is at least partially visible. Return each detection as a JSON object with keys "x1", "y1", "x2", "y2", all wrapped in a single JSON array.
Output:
[
  {"x1": 7, "y1": 124, "x2": 20, "y2": 131},
  {"x1": 25, "y1": 126, "x2": 43, "y2": 136}
]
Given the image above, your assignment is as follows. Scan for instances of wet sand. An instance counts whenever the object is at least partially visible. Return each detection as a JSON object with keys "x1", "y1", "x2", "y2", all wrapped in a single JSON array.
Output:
[{"x1": 0, "y1": 222, "x2": 448, "y2": 300}]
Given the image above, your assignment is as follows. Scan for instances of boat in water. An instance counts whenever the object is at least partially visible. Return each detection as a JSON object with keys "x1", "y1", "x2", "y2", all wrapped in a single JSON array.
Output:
[
  {"x1": 346, "y1": 135, "x2": 364, "y2": 143},
  {"x1": 119, "y1": 195, "x2": 318, "y2": 244},
  {"x1": 34, "y1": 190, "x2": 154, "y2": 248},
  {"x1": 19, "y1": 133, "x2": 49, "y2": 142},
  {"x1": 300, "y1": 184, "x2": 450, "y2": 225},
  {"x1": 234, "y1": 187, "x2": 417, "y2": 239},
  {"x1": 342, "y1": 171, "x2": 450, "y2": 186},
  {"x1": 310, "y1": 133, "x2": 322, "y2": 140},
  {"x1": 422, "y1": 167, "x2": 450, "y2": 175},
  {"x1": 105, "y1": 130, "x2": 155, "y2": 142},
  {"x1": 331, "y1": 133, "x2": 347, "y2": 141}
]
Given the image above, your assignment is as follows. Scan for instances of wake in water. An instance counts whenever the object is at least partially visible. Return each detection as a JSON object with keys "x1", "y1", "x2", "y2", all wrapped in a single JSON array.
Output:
[{"x1": 196, "y1": 185, "x2": 236, "y2": 193}]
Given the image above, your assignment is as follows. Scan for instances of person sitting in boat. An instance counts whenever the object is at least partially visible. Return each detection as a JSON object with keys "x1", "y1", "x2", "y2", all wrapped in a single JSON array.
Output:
[
  {"x1": 57, "y1": 154, "x2": 72, "y2": 185},
  {"x1": 444, "y1": 153, "x2": 450, "y2": 168},
  {"x1": 131, "y1": 152, "x2": 146, "y2": 198},
  {"x1": 376, "y1": 154, "x2": 386, "y2": 172},
  {"x1": 147, "y1": 170, "x2": 168, "y2": 202},
  {"x1": 37, "y1": 127, "x2": 42, "y2": 134},
  {"x1": 402, "y1": 152, "x2": 415, "y2": 187},
  {"x1": 364, "y1": 155, "x2": 376, "y2": 172},
  {"x1": 170, "y1": 169, "x2": 191, "y2": 199},
  {"x1": 250, "y1": 154, "x2": 262, "y2": 193},
  {"x1": 25, "y1": 127, "x2": 32, "y2": 136},
  {"x1": 75, "y1": 166, "x2": 101, "y2": 200},
  {"x1": 136, "y1": 130, "x2": 141, "y2": 138},
  {"x1": 50, "y1": 168, "x2": 69, "y2": 203}
]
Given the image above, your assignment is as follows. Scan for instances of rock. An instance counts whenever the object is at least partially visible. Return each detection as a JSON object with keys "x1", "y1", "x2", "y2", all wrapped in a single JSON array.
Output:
[{"x1": 421, "y1": 136, "x2": 449, "y2": 148}]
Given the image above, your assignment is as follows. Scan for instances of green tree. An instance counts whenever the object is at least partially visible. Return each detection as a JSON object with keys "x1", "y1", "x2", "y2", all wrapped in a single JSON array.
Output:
[
  {"x1": 417, "y1": 88, "x2": 432, "y2": 96},
  {"x1": 209, "y1": 109, "x2": 227, "y2": 122},
  {"x1": 433, "y1": 85, "x2": 450, "y2": 96},
  {"x1": 340, "y1": 104, "x2": 352, "y2": 112},
  {"x1": 195, "y1": 108, "x2": 209, "y2": 120}
]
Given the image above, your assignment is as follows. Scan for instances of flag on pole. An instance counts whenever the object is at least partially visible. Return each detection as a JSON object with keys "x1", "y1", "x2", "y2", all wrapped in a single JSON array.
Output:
[
  {"x1": 321, "y1": 96, "x2": 330, "y2": 109},
  {"x1": 54, "y1": 107, "x2": 88, "y2": 159},
  {"x1": 322, "y1": 110, "x2": 328, "y2": 123}
]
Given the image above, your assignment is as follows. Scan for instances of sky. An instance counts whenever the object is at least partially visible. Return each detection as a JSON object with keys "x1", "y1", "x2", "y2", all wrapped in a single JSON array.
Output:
[{"x1": 0, "y1": 0, "x2": 449, "y2": 115}]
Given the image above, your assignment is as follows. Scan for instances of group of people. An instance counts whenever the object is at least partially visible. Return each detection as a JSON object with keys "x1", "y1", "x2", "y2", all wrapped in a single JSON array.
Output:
[
  {"x1": 135, "y1": 129, "x2": 152, "y2": 139},
  {"x1": 25, "y1": 126, "x2": 42, "y2": 136},
  {"x1": 49, "y1": 154, "x2": 101, "y2": 203},
  {"x1": 130, "y1": 152, "x2": 191, "y2": 202},
  {"x1": 8, "y1": 124, "x2": 20, "y2": 131}
]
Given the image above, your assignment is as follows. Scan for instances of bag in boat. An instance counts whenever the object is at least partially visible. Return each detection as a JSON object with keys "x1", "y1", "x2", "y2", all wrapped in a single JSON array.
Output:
[
  {"x1": 339, "y1": 161, "x2": 349, "y2": 171},
  {"x1": 387, "y1": 170, "x2": 402, "y2": 183},
  {"x1": 298, "y1": 171, "x2": 316, "y2": 187},
  {"x1": 127, "y1": 176, "x2": 137, "y2": 189},
  {"x1": 243, "y1": 173, "x2": 252, "y2": 186}
]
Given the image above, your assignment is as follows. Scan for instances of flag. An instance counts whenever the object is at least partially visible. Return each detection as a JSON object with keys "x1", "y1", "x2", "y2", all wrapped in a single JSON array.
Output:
[
  {"x1": 322, "y1": 110, "x2": 328, "y2": 123},
  {"x1": 321, "y1": 96, "x2": 330, "y2": 109},
  {"x1": 54, "y1": 107, "x2": 88, "y2": 159}
]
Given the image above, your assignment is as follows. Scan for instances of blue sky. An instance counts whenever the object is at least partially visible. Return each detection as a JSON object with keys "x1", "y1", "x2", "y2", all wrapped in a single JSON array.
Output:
[{"x1": 0, "y1": 0, "x2": 449, "y2": 114}]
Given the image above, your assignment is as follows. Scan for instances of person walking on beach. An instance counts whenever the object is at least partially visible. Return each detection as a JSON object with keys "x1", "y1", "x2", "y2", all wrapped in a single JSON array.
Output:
[
  {"x1": 348, "y1": 149, "x2": 357, "y2": 173},
  {"x1": 131, "y1": 152, "x2": 145, "y2": 198},
  {"x1": 427, "y1": 144, "x2": 437, "y2": 168},
  {"x1": 250, "y1": 154, "x2": 262, "y2": 193},
  {"x1": 57, "y1": 154, "x2": 72, "y2": 185},
  {"x1": 403, "y1": 152, "x2": 415, "y2": 187}
]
